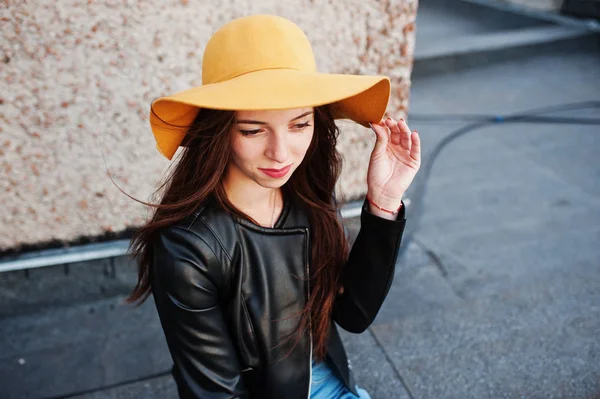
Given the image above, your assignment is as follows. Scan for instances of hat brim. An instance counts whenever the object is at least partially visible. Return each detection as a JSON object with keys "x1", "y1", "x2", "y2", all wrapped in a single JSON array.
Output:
[{"x1": 150, "y1": 69, "x2": 391, "y2": 160}]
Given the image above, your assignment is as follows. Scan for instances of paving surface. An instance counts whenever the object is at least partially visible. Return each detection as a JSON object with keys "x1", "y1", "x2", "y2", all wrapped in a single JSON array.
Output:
[
  {"x1": 414, "y1": 0, "x2": 549, "y2": 41},
  {"x1": 378, "y1": 7, "x2": 600, "y2": 397},
  {"x1": 1, "y1": 1, "x2": 600, "y2": 398}
]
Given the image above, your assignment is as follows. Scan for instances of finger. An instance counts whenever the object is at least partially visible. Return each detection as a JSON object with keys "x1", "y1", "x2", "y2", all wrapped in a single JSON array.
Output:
[
  {"x1": 395, "y1": 118, "x2": 411, "y2": 151},
  {"x1": 410, "y1": 130, "x2": 421, "y2": 163},
  {"x1": 385, "y1": 118, "x2": 402, "y2": 146},
  {"x1": 398, "y1": 118, "x2": 413, "y2": 151}
]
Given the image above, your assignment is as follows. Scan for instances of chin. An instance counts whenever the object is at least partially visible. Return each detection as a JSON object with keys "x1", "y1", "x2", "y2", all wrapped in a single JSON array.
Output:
[
  {"x1": 254, "y1": 174, "x2": 293, "y2": 189},
  {"x1": 257, "y1": 178, "x2": 289, "y2": 189}
]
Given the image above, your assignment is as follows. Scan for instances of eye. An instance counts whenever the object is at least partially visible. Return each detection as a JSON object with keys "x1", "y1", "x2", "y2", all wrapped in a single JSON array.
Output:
[
  {"x1": 292, "y1": 122, "x2": 311, "y2": 130},
  {"x1": 239, "y1": 129, "x2": 263, "y2": 136}
]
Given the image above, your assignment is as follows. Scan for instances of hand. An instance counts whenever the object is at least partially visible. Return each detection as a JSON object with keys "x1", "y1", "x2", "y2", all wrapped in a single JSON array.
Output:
[{"x1": 366, "y1": 117, "x2": 421, "y2": 212}]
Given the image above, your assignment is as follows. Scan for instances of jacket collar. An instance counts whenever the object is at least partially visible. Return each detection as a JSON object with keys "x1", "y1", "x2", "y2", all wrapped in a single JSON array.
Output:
[{"x1": 199, "y1": 189, "x2": 310, "y2": 234}]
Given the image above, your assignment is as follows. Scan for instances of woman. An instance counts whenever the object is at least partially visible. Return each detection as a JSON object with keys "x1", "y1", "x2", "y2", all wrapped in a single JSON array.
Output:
[{"x1": 126, "y1": 15, "x2": 420, "y2": 399}]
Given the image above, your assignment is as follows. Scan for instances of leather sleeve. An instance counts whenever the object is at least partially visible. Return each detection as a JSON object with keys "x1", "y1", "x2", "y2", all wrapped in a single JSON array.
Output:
[
  {"x1": 151, "y1": 225, "x2": 249, "y2": 399},
  {"x1": 332, "y1": 199, "x2": 407, "y2": 333}
]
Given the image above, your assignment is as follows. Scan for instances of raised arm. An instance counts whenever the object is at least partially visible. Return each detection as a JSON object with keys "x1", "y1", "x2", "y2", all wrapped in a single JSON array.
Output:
[
  {"x1": 332, "y1": 116, "x2": 419, "y2": 332},
  {"x1": 151, "y1": 225, "x2": 248, "y2": 398},
  {"x1": 332, "y1": 199, "x2": 406, "y2": 333}
]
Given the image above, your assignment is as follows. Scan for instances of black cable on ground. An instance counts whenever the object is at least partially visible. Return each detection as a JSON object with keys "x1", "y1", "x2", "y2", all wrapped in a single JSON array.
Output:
[
  {"x1": 407, "y1": 101, "x2": 600, "y2": 124},
  {"x1": 408, "y1": 115, "x2": 600, "y2": 125}
]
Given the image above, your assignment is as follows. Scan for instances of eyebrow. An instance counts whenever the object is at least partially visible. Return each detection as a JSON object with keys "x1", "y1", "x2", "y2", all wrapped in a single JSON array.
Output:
[{"x1": 236, "y1": 111, "x2": 313, "y2": 125}]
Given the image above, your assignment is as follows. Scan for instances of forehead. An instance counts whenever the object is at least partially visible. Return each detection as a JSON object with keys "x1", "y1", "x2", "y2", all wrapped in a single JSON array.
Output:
[{"x1": 235, "y1": 107, "x2": 314, "y2": 122}]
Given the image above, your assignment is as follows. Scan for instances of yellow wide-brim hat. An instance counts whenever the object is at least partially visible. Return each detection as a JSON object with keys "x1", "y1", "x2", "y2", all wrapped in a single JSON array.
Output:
[{"x1": 150, "y1": 14, "x2": 391, "y2": 160}]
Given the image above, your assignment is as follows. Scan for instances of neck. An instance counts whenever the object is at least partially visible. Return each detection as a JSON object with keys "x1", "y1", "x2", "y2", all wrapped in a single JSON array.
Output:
[{"x1": 223, "y1": 166, "x2": 283, "y2": 227}]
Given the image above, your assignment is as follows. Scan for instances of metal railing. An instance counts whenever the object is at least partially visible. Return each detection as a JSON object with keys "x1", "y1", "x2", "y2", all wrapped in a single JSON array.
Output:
[{"x1": 1, "y1": 199, "x2": 406, "y2": 274}]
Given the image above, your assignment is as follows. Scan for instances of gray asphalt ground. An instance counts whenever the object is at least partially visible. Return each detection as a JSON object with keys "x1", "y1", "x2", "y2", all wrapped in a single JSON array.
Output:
[{"x1": 1, "y1": 1, "x2": 599, "y2": 398}]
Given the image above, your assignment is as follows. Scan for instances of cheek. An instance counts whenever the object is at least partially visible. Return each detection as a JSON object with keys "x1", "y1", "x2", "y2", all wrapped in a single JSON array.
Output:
[
  {"x1": 294, "y1": 130, "x2": 314, "y2": 157},
  {"x1": 231, "y1": 136, "x2": 263, "y2": 164}
]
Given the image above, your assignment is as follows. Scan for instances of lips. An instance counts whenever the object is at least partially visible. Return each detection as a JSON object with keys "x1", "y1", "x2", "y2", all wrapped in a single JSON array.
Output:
[{"x1": 259, "y1": 164, "x2": 292, "y2": 178}]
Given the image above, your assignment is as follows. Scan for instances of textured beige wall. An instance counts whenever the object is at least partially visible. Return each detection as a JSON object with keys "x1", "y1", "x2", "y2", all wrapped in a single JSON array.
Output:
[{"x1": 0, "y1": 0, "x2": 418, "y2": 251}]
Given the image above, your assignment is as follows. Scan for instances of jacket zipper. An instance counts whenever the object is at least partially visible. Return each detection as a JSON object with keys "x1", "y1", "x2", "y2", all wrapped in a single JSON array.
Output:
[{"x1": 305, "y1": 228, "x2": 313, "y2": 399}]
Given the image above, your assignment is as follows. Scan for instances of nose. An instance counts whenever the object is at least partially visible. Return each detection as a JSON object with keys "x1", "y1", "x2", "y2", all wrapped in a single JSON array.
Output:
[{"x1": 265, "y1": 130, "x2": 289, "y2": 163}]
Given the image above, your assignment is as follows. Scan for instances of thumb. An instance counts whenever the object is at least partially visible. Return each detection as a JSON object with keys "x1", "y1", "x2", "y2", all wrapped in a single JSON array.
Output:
[
  {"x1": 369, "y1": 122, "x2": 389, "y2": 156},
  {"x1": 369, "y1": 122, "x2": 389, "y2": 143}
]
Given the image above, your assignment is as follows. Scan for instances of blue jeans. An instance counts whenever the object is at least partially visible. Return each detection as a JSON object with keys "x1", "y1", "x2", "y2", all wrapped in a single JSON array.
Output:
[{"x1": 310, "y1": 358, "x2": 372, "y2": 399}]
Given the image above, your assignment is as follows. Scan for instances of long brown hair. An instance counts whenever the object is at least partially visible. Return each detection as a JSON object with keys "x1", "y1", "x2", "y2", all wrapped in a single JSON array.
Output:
[{"x1": 123, "y1": 104, "x2": 349, "y2": 362}]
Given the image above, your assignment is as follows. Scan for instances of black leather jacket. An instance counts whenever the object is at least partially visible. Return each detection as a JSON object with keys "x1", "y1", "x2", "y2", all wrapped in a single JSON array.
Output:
[{"x1": 151, "y1": 194, "x2": 406, "y2": 398}]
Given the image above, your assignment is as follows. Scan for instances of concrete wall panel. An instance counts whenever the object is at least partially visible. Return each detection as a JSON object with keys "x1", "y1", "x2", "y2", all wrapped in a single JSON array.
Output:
[{"x1": 0, "y1": 0, "x2": 417, "y2": 250}]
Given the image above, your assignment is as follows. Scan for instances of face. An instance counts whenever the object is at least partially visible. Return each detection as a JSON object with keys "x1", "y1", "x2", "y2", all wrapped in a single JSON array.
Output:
[{"x1": 226, "y1": 107, "x2": 315, "y2": 190}]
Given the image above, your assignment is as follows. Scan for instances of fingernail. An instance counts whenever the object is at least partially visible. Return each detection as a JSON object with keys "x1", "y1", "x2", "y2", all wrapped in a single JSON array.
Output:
[{"x1": 400, "y1": 118, "x2": 404, "y2": 122}]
